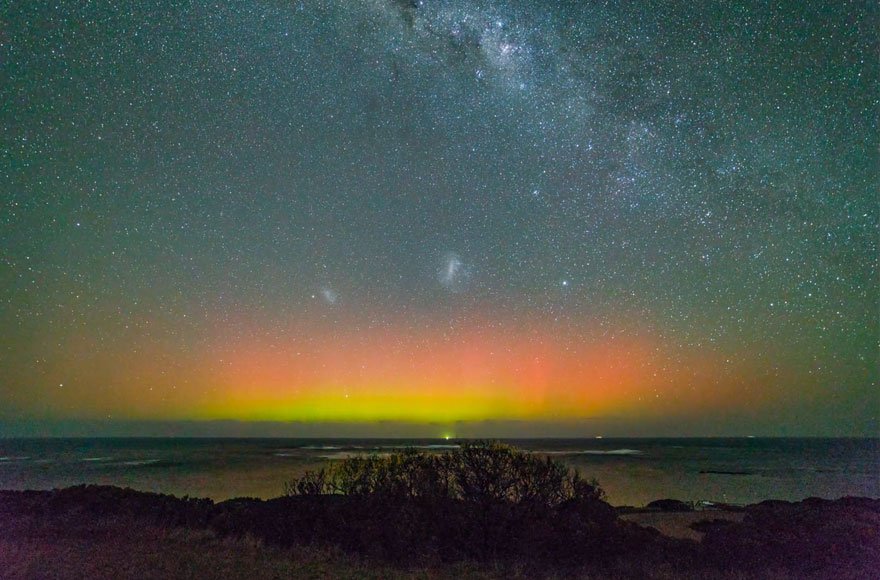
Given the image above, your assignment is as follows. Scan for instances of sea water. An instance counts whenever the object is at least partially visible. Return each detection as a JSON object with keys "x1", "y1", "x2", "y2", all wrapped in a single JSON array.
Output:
[{"x1": 0, "y1": 438, "x2": 877, "y2": 506}]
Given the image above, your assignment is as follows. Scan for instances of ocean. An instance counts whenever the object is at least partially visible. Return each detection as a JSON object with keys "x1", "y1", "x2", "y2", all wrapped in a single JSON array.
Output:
[{"x1": 0, "y1": 438, "x2": 877, "y2": 506}]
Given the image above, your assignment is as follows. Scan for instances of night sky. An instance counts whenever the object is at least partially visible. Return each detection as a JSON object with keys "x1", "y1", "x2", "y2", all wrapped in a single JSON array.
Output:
[{"x1": 2, "y1": 1, "x2": 877, "y2": 437}]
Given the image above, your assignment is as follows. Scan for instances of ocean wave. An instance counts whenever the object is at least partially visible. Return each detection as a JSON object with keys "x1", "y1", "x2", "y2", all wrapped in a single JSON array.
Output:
[
  {"x1": 0, "y1": 456, "x2": 30, "y2": 461},
  {"x1": 119, "y1": 459, "x2": 161, "y2": 466},
  {"x1": 534, "y1": 449, "x2": 644, "y2": 456},
  {"x1": 317, "y1": 451, "x2": 406, "y2": 460},
  {"x1": 295, "y1": 444, "x2": 461, "y2": 454},
  {"x1": 82, "y1": 457, "x2": 113, "y2": 462},
  {"x1": 318, "y1": 451, "x2": 394, "y2": 460},
  {"x1": 375, "y1": 445, "x2": 460, "y2": 450}
]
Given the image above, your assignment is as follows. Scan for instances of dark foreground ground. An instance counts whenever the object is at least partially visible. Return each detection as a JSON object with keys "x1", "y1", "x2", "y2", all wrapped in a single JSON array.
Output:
[{"x1": 1, "y1": 486, "x2": 878, "y2": 579}]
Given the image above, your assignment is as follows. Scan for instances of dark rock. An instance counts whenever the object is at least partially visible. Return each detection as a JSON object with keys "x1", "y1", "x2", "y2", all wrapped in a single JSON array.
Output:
[
  {"x1": 614, "y1": 505, "x2": 640, "y2": 514},
  {"x1": 690, "y1": 518, "x2": 737, "y2": 534},
  {"x1": 702, "y1": 496, "x2": 880, "y2": 576},
  {"x1": 646, "y1": 499, "x2": 694, "y2": 512}
]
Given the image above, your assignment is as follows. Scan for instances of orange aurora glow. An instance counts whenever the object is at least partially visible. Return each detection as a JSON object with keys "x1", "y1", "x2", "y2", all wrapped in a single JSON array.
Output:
[
  {"x1": 181, "y1": 312, "x2": 744, "y2": 423},
  {"x1": 21, "y1": 309, "x2": 765, "y2": 425}
]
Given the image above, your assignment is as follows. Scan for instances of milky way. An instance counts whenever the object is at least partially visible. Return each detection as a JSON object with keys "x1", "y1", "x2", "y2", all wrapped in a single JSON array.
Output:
[{"x1": 1, "y1": 1, "x2": 876, "y2": 436}]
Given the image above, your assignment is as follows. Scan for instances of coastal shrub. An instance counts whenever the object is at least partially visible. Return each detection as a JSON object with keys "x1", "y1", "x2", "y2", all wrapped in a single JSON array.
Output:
[
  {"x1": 283, "y1": 441, "x2": 604, "y2": 507},
  {"x1": 277, "y1": 442, "x2": 617, "y2": 563},
  {"x1": 0, "y1": 485, "x2": 213, "y2": 528}
]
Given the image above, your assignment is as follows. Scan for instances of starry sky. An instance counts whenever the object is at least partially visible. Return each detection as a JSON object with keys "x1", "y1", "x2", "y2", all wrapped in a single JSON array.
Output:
[{"x1": 1, "y1": 1, "x2": 877, "y2": 437}]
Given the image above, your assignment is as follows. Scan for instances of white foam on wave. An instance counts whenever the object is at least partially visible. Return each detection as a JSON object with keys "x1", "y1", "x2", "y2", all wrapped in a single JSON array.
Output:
[
  {"x1": 119, "y1": 459, "x2": 161, "y2": 466},
  {"x1": 534, "y1": 449, "x2": 644, "y2": 456},
  {"x1": 375, "y1": 444, "x2": 460, "y2": 450},
  {"x1": 295, "y1": 445, "x2": 461, "y2": 455},
  {"x1": 318, "y1": 451, "x2": 393, "y2": 460},
  {"x1": 82, "y1": 457, "x2": 113, "y2": 462}
]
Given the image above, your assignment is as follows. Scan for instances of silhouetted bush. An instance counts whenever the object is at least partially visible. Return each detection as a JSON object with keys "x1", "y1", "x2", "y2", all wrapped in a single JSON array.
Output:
[
  {"x1": 283, "y1": 442, "x2": 604, "y2": 507},
  {"x1": 0, "y1": 485, "x2": 213, "y2": 528},
  {"x1": 274, "y1": 442, "x2": 621, "y2": 563}
]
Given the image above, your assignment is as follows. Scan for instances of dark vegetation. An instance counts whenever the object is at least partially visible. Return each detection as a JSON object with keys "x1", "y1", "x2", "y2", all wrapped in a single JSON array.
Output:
[
  {"x1": 269, "y1": 442, "x2": 654, "y2": 566},
  {"x1": 1, "y1": 442, "x2": 878, "y2": 578}
]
